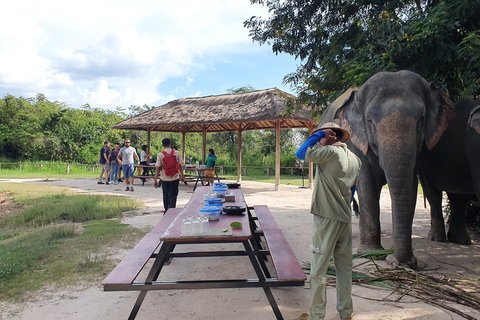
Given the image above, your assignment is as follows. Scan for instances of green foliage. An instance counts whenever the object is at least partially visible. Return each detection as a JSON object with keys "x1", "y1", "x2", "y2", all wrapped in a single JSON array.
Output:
[
  {"x1": 0, "y1": 88, "x2": 301, "y2": 167},
  {"x1": 246, "y1": 0, "x2": 480, "y2": 113}
]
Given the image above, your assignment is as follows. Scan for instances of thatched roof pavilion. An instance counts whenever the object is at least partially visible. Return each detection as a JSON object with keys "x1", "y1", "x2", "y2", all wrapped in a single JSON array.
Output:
[{"x1": 112, "y1": 88, "x2": 316, "y2": 190}]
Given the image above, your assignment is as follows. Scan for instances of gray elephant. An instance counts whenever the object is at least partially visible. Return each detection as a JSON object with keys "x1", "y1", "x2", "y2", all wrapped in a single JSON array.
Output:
[
  {"x1": 417, "y1": 99, "x2": 480, "y2": 244},
  {"x1": 317, "y1": 70, "x2": 455, "y2": 268}
]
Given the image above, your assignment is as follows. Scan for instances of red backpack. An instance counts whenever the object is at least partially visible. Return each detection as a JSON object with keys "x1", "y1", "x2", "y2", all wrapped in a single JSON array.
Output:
[{"x1": 161, "y1": 150, "x2": 179, "y2": 176}]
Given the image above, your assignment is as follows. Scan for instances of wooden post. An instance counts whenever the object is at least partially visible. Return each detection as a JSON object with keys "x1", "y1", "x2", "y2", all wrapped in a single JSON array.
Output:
[
  {"x1": 147, "y1": 128, "x2": 151, "y2": 165},
  {"x1": 275, "y1": 120, "x2": 281, "y2": 191},
  {"x1": 202, "y1": 126, "x2": 207, "y2": 165},
  {"x1": 267, "y1": 167, "x2": 271, "y2": 175},
  {"x1": 182, "y1": 130, "x2": 186, "y2": 163},
  {"x1": 66, "y1": 164, "x2": 70, "y2": 174},
  {"x1": 39, "y1": 164, "x2": 43, "y2": 170},
  {"x1": 243, "y1": 167, "x2": 248, "y2": 175},
  {"x1": 237, "y1": 124, "x2": 243, "y2": 183},
  {"x1": 19, "y1": 164, "x2": 22, "y2": 170},
  {"x1": 220, "y1": 166, "x2": 224, "y2": 175},
  {"x1": 92, "y1": 166, "x2": 95, "y2": 172}
]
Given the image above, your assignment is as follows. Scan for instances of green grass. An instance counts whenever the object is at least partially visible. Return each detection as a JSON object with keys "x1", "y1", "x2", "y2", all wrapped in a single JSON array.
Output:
[{"x1": 0, "y1": 183, "x2": 145, "y2": 302}]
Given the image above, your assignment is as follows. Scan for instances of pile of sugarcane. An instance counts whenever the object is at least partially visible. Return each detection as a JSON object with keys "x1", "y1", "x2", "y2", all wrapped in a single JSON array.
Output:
[{"x1": 301, "y1": 250, "x2": 480, "y2": 320}]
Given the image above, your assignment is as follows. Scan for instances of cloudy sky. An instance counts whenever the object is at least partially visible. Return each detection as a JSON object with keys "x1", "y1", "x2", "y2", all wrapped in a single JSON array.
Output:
[{"x1": 0, "y1": 0, "x2": 299, "y2": 110}]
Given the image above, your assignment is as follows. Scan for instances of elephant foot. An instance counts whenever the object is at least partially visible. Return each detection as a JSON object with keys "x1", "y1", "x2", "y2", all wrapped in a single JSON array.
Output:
[
  {"x1": 428, "y1": 227, "x2": 447, "y2": 242},
  {"x1": 386, "y1": 254, "x2": 425, "y2": 270},
  {"x1": 447, "y1": 228, "x2": 472, "y2": 245}
]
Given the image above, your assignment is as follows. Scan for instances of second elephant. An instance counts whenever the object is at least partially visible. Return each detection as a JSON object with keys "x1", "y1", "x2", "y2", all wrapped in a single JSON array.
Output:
[{"x1": 417, "y1": 99, "x2": 480, "y2": 244}]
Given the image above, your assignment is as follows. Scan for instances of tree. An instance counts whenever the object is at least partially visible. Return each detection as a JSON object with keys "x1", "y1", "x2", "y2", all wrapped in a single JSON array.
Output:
[{"x1": 245, "y1": 0, "x2": 480, "y2": 113}]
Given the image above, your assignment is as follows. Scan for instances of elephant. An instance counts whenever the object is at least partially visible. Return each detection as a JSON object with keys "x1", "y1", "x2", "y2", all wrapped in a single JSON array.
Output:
[
  {"x1": 417, "y1": 99, "x2": 480, "y2": 244},
  {"x1": 317, "y1": 70, "x2": 455, "y2": 268}
]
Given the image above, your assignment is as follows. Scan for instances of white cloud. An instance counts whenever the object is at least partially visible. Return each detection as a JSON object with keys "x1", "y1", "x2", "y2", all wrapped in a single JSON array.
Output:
[{"x1": 0, "y1": 0, "x2": 275, "y2": 109}]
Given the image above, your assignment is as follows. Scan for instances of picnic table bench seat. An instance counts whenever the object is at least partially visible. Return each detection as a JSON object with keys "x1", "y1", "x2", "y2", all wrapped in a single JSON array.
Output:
[
  {"x1": 252, "y1": 205, "x2": 306, "y2": 283},
  {"x1": 102, "y1": 208, "x2": 181, "y2": 290}
]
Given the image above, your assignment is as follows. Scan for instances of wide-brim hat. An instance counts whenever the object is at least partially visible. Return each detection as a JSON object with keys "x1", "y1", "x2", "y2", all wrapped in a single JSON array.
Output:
[{"x1": 312, "y1": 121, "x2": 351, "y2": 142}]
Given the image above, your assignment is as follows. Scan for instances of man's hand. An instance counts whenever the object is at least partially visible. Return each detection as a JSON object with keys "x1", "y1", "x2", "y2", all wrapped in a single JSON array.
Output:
[
  {"x1": 154, "y1": 179, "x2": 158, "y2": 189},
  {"x1": 323, "y1": 129, "x2": 337, "y2": 140}
]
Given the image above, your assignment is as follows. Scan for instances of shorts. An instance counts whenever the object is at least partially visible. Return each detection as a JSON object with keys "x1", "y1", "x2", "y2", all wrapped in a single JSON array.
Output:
[
  {"x1": 122, "y1": 163, "x2": 135, "y2": 178},
  {"x1": 101, "y1": 163, "x2": 110, "y2": 171}
]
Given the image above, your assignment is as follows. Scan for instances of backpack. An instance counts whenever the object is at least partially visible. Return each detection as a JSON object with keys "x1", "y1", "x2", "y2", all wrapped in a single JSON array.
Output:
[{"x1": 161, "y1": 150, "x2": 179, "y2": 176}]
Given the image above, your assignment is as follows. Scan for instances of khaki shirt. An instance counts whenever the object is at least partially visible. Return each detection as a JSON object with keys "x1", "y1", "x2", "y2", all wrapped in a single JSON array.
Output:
[
  {"x1": 155, "y1": 148, "x2": 184, "y2": 181},
  {"x1": 306, "y1": 144, "x2": 361, "y2": 222}
]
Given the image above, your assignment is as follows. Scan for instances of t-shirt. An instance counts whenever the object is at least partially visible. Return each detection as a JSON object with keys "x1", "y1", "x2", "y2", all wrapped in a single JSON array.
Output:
[
  {"x1": 119, "y1": 146, "x2": 137, "y2": 165},
  {"x1": 100, "y1": 146, "x2": 108, "y2": 164},
  {"x1": 155, "y1": 148, "x2": 183, "y2": 181},
  {"x1": 110, "y1": 150, "x2": 119, "y2": 165},
  {"x1": 140, "y1": 150, "x2": 152, "y2": 162},
  {"x1": 206, "y1": 154, "x2": 217, "y2": 168}
]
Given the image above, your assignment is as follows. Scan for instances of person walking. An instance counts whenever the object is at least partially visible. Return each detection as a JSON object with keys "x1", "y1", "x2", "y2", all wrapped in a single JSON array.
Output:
[
  {"x1": 108, "y1": 143, "x2": 121, "y2": 185},
  {"x1": 295, "y1": 122, "x2": 361, "y2": 320},
  {"x1": 98, "y1": 141, "x2": 110, "y2": 184},
  {"x1": 118, "y1": 139, "x2": 139, "y2": 191},
  {"x1": 154, "y1": 138, "x2": 185, "y2": 213}
]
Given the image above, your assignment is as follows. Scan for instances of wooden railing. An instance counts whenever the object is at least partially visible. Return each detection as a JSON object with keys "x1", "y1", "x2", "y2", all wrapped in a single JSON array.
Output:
[
  {"x1": 0, "y1": 162, "x2": 313, "y2": 176},
  {"x1": 0, "y1": 162, "x2": 98, "y2": 173}
]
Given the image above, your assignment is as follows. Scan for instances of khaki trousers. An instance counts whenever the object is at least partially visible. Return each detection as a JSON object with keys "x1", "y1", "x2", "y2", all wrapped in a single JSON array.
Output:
[{"x1": 309, "y1": 215, "x2": 353, "y2": 320}]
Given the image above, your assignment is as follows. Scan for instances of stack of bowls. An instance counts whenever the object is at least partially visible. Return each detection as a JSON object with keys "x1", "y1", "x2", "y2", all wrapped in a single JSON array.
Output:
[
  {"x1": 212, "y1": 185, "x2": 228, "y2": 198},
  {"x1": 199, "y1": 206, "x2": 221, "y2": 220}
]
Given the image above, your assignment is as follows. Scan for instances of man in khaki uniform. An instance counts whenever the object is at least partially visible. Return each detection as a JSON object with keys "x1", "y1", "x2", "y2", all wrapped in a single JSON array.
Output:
[{"x1": 296, "y1": 122, "x2": 361, "y2": 320}]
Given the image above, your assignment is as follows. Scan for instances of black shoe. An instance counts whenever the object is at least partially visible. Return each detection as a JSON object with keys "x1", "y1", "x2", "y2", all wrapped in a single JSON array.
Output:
[
  {"x1": 118, "y1": 179, "x2": 123, "y2": 182},
  {"x1": 97, "y1": 181, "x2": 104, "y2": 184}
]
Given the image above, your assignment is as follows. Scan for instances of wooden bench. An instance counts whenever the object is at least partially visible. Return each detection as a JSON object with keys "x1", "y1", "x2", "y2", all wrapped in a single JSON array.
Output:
[
  {"x1": 102, "y1": 208, "x2": 181, "y2": 291},
  {"x1": 252, "y1": 205, "x2": 306, "y2": 283}
]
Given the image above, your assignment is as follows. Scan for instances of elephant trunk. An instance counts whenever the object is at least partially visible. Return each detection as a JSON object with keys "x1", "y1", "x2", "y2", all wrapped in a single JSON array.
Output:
[
  {"x1": 377, "y1": 117, "x2": 419, "y2": 265},
  {"x1": 387, "y1": 171, "x2": 418, "y2": 264}
]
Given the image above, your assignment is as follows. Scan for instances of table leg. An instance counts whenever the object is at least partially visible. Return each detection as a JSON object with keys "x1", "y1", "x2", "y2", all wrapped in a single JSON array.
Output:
[
  {"x1": 242, "y1": 240, "x2": 284, "y2": 320},
  {"x1": 128, "y1": 242, "x2": 175, "y2": 319}
]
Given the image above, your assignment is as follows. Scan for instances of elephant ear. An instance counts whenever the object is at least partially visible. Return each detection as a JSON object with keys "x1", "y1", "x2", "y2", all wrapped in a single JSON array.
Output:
[
  {"x1": 317, "y1": 87, "x2": 359, "y2": 125},
  {"x1": 468, "y1": 104, "x2": 480, "y2": 135},
  {"x1": 425, "y1": 83, "x2": 457, "y2": 150},
  {"x1": 316, "y1": 87, "x2": 368, "y2": 156}
]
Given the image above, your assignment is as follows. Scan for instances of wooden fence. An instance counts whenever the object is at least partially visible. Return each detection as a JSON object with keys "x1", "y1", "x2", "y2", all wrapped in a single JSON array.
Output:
[{"x1": 0, "y1": 162, "x2": 312, "y2": 176}]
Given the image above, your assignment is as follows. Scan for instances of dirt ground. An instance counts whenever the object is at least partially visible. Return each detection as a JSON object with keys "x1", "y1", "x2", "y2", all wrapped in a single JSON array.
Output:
[{"x1": 0, "y1": 178, "x2": 479, "y2": 320}]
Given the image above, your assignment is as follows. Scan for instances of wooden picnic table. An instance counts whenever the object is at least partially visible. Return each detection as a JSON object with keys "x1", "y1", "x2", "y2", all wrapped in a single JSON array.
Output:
[
  {"x1": 134, "y1": 165, "x2": 156, "y2": 186},
  {"x1": 182, "y1": 166, "x2": 226, "y2": 190},
  {"x1": 102, "y1": 186, "x2": 306, "y2": 320}
]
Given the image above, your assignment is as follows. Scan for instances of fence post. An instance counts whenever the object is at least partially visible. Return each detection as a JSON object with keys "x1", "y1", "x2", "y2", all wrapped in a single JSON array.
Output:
[
  {"x1": 243, "y1": 167, "x2": 248, "y2": 175},
  {"x1": 39, "y1": 164, "x2": 43, "y2": 170},
  {"x1": 267, "y1": 167, "x2": 271, "y2": 175},
  {"x1": 19, "y1": 164, "x2": 22, "y2": 170},
  {"x1": 220, "y1": 166, "x2": 223, "y2": 175},
  {"x1": 66, "y1": 164, "x2": 70, "y2": 174},
  {"x1": 92, "y1": 166, "x2": 95, "y2": 172},
  {"x1": 291, "y1": 168, "x2": 294, "y2": 175}
]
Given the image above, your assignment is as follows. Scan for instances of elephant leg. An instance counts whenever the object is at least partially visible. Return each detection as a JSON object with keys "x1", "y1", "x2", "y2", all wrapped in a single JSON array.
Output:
[
  {"x1": 425, "y1": 188, "x2": 447, "y2": 242},
  {"x1": 447, "y1": 192, "x2": 472, "y2": 245},
  {"x1": 357, "y1": 167, "x2": 384, "y2": 252}
]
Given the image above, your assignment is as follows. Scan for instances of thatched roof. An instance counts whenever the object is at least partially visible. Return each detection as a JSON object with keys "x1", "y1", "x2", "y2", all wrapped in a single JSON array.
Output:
[{"x1": 112, "y1": 88, "x2": 315, "y2": 132}]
